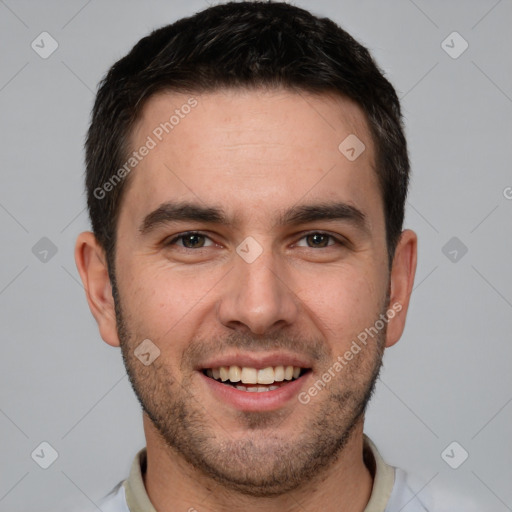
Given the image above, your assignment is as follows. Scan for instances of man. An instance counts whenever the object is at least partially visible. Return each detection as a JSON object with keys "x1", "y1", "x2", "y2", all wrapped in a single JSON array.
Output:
[{"x1": 75, "y1": 2, "x2": 425, "y2": 510}]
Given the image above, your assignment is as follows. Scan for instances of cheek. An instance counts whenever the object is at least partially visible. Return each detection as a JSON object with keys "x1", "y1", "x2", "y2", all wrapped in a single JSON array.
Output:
[
  {"x1": 117, "y1": 260, "x2": 217, "y2": 341},
  {"x1": 300, "y1": 264, "x2": 386, "y2": 344}
]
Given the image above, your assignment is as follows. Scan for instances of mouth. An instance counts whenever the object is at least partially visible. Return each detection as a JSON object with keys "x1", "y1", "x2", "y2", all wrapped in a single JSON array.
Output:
[{"x1": 202, "y1": 365, "x2": 311, "y2": 392}]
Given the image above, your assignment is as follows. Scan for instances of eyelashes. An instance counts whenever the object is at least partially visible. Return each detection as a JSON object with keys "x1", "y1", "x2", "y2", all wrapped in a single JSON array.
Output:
[{"x1": 165, "y1": 230, "x2": 346, "y2": 250}]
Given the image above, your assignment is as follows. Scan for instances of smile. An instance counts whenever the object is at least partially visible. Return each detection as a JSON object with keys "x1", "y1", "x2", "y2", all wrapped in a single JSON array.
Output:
[{"x1": 202, "y1": 365, "x2": 310, "y2": 392}]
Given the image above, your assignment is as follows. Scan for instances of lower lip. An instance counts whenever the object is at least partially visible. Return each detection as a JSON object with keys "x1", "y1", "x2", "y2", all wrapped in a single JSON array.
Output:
[{"x1": 199, "y1": 371, "x2": 311, "y2": 412}]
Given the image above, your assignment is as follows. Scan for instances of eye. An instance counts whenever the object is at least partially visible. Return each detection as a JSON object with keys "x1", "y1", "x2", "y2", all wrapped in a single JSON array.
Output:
[
  {"x1": 164, "y1": 231, "x2": 345, "y2": 251},
  {"x1": 295, "y1": 231, "x2": 344, "y2": 248},
  {"x1": 165, "y1": 231, "x2": 215, "y2": 249}
]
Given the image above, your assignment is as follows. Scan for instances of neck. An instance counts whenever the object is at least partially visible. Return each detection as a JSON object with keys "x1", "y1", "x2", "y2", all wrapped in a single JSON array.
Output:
[{"x1": 142, "y1": 415, "x2": 374, "y2": 512}]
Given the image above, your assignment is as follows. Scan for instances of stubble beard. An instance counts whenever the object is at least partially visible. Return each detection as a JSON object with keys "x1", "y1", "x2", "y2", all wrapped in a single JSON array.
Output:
[{"x1": 112, "y1": 276, "x2": 387, "y2": 497}]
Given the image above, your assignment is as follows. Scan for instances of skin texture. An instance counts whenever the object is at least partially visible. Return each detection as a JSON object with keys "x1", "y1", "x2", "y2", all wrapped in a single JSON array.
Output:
[{"x1": 75, "y1": 88, "x2": 417, "y2": 512}]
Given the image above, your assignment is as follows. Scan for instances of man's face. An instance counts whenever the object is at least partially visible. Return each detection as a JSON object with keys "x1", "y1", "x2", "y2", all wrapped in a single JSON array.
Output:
[{"x1": 113, "y1": 88, "x2": 391, "y2": 495}]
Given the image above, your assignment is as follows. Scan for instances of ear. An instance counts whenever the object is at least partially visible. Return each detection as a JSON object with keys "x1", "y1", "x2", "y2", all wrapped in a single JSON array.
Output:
[
  {"x1": 74, "y1": 231, "x2": 120, "y2": 347},
  {"x1": 385, "y1": 229, "x2": 418, "y2": 348}
]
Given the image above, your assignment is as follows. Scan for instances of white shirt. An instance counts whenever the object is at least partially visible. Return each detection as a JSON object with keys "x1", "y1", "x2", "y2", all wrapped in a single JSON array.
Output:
[{"x1": 98, "y1": 435, "x2": 433, "y2": 512}]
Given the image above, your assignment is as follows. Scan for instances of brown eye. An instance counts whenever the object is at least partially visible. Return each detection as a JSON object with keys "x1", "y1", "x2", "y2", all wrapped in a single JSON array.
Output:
[
  {"x1": 306, "y1": 233, "x2": 331, "y2": 248},
  {"x1": 166, "y1": 232, "x2": 213, "y2": 249},
  {"x1": 181, "y1": 233, "x2": 206, "y2": 248},
  {"x1": 296, "y1": 232, "x2": 341, "y2": 249}
]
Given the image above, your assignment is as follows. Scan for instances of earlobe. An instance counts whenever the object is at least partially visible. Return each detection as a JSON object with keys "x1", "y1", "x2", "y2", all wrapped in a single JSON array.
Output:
[
  {"x1": 385, "y1": 229, "x2": 418, "y2": 348},
  {"x1": 74, "y1": 231, "x2": 121, "y2": 347}
]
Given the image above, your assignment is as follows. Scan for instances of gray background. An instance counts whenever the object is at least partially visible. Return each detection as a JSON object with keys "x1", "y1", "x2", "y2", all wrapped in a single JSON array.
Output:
[{"x1": 0, "y1": 0, "x2": 511, "y2": 510}]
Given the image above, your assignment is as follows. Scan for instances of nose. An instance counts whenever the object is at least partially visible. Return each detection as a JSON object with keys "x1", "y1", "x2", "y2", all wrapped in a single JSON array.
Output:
[{"x1": 216, "y1": 243, "x2": 301, "y2": 335}]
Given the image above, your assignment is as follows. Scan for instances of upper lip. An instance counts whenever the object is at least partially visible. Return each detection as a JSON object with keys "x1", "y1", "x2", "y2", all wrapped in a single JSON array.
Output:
[{"x1": 197, "y1": 352, "x2": 313, "y2": 371}]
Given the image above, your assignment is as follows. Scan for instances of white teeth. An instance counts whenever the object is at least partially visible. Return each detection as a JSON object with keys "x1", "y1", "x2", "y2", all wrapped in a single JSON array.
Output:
[
  {"x1": 206, "y1": 365, "x2": 305, "y2": 386},
  {"x1": 257, "y1": 367, "x2": 275, "y2": 385},
  {"x1": 219, "y1": 366, "x2": 229, "y2": 382},
  {"x1": 229, "y1": 365, "x2": 241, "y2": 382},
  {"x1": 235, "y1": 384, "x2": 247, "y2": 391},
  {"x1": 274, "y1": 365, "x2": 285, "y2": 381},
  {"x1": 245, "y1": 386, "x2": 273, "y2": 393},
  {"x1": 241, "y1": 367, "x2": 258, "y2": 384}
]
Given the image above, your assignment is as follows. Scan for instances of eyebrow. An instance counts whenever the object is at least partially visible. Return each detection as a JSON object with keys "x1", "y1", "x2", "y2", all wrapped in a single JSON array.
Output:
[{"x1": 139, "y1": 200, "x2": 369, "y2": 235}]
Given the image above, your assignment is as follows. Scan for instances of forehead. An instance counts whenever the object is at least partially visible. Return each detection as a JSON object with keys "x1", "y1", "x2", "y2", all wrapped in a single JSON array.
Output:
[{"x1": 120, "y1": 87, "x2": 381, "y2": 232}]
